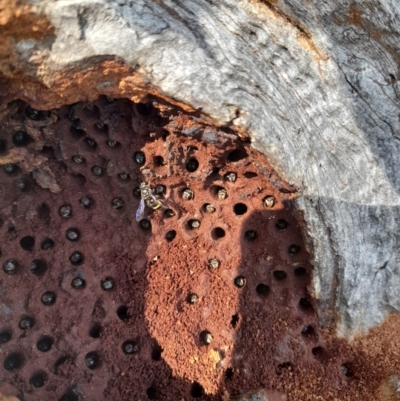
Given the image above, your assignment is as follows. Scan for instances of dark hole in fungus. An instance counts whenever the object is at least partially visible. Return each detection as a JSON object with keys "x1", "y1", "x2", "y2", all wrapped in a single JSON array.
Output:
[
  {"x1": 12, "y1": 130, "x2": 31, "y2": 147},
  {"x1": 89, "y1": 323, "x2": 102, "y2": 338},
  {"x1": 139, "y1": 219, "x2": 152, "y2": 231},
  {"x1": 30, "y1": 259, "x2": 47, "y2": 275},
  {"x1": 4, "y1": 163, "x2": 18, "y2": 174},
  {"x1": 188, "y1": 219, "x2": 200, "y2": 230},
  {"x1": 37, "y1": 336, "x2": 54, "y2": 352},
  {"x1": 71, "y1": 277, "x2": 85, "y2": 289},
  {"x1": 233, "y1": 203, "x2": 247, "y2": 215},
  {"x1": 69, "y1": 251, "x2": 83, "y2": 266},
  {"x1": 118, "y1": 172, "x2": 130, "y2": 181},
  {"x1": 227, "y1": 148, "x2": 248, "y2": 162},
  {"x1": 288, "y1": 244, "x2": 300, "y2": 254},
  {"x1": 41, "y1": 237, "x2": 55, "y2": 250},
  {"x1": 112, "y1": 197, "x2": 125, "y2": 210},
  {"x1": 165, "y1": 230, "x2": 176, "y2": 242},
  {"x1": 71, "y1": 173, "x2": 86, "y2": 186},
  {"x1": 66, "y1": 228, "x2": 80, "y2": 242},
  {"x1": 25, "y1": 105, "x2": 46, "y2": 121},
  {"x1": 69, "y1": 126, "x2": 85, "y2": 139},
  {"x1": 136, "y1": 103, "x2": 152, "y2": 117},
  {"x1": 133, "y1": 187, "x2": 141, "y2": 198},
  {"x1": 301, "y1": 325, "x2": 317, "y2": 341},
  {"x1": 154, "y1": 156, "x2": 164, "y2": 166},
  {"x1": 94, "y1": 122, "x2": 108, "y2": 133},
  {"x1": 80, "y1": 195, "x2": 93, "y2": 208},
  {"x1": 30, "y1": 371, "x2": 47, "y2": 388},
  {"x1": 84, "y1": 137, "x2": 97, "y2": 149},
  {"x1": 37, "y1": 203, "x2": 50, "y2": 220},
  {"x1": 256, "y1": 283, "x2": 270, "y2": 297},
  {"x1": 91, "y1": 165, "x2": 104, "y2": 176},
  {"x1": 295, "y1": 267, "x2": 307, "y2": 277},
  {"x1": 41, "y1": 291, "x2": 56, "y2": 306},
  {"x1": 299, "y1": 297, "x2": 314, "y2": 313},
  {"x1": 273, "y1": 270, "x2": 287, "y2": 280},
  {"x1": 225, "y1": 367, "x2": 234, "y2": 380},
  {"x1": 19, "y1": 316, "x2": 34, "y2": 330},
  {"x1": 106, "y1": 139, "x2": 120, "y2": 148},
  {"x1": 190, "y1": 382, "x2": 204, "y2": 398},
  {"x1": 3, "y1": 259, "x2": 18, "y2": 274},
  {"x1": 83, "y1": 103, "x2": 99, "y2": 115},
  {"x1": 0, "y1": 330, "x2": 12, "y2": 344},
  {"x1": 101, "y1": 277, "x2": 114, "y2": 291},
  {"x1": 200, "y1": 330, "x2": 213, "y2": 345},
  {"x1": 3, "y1": 352, "x2": 24, "y2": 371},
  {"x1": 186, "y1": 158, "x2": 199, "y2": 172},
  {"x1": 17, "y1": 179, "x2": 30, "y2": 191},
  {"x1": 134, "y1": 151, "x2": 146, "y2": 165},
  {"x1": 122, "y1": 340, "x2": 139, "y2": 355},
  {"x1": 154, "y1": 184, "x2": 166, "y2": 196},
  {"x1": 231, "y1": 314, "x2": 239, "y2": 329},
  {"x1": 245, "y1": 230, "x2": 257, "y2": 241},
  {"x1": 85, "y1": 352, "x2": 99, "y2": 370},
  {"x1": 312, "y1": 346, "x2": 326, "y2": 361},
  {"x1": 58, "y1": 389, "x2": 79, "y2": 401},
  {"x1": 276, "y1": 362, "x2": 293, "y2": 375},
  {"x1": 164, "y1": 208, "x2": 175, "y2": 218},
  {"x1": 151, "y1": 343, "x2": 163, "y2": 361},
  {"x1": 212, "y1": 227, "x2": 225, "y2": 239},
  {"x1": 341, "y1": 363, "x2": 354, "y2": 377},
  {"x1": 276, "y1": 219, "x2": 288, "y2": 230},
  {"x1": 244, "y1": 171, "x2": 258, "y2": 178},
  {"x1": 0, "y1": 139, "x2": 6, "y2": 154},
  {"x1": 59, "y1": 205, "x2": 72, "y2": 218},
  {"x1": 117, "y1": 305, "x2": 129, "y2": 321},
  {"x1": 20, "y1": 235, "x2": 35, "y2": 251},
  {"x1": 234, "y1": 276, "x2": 246, "y2": 288},
  {"x1": 146, "y1": 386, "x2": 157, "y2": 400},
  {"x1": 187, "y1": 293, "x2": 199, "y2": 304}
]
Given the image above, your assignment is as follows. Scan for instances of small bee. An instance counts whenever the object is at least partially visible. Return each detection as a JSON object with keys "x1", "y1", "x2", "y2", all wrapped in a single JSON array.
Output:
[{"x1": 135, "y1": 182, "x2": 162, "y2": 221}]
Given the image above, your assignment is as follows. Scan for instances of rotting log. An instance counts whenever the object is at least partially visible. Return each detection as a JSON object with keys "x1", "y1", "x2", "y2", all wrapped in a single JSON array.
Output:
[{"x1": 1, "y1": 0, "x2": 400, "y2": 341}]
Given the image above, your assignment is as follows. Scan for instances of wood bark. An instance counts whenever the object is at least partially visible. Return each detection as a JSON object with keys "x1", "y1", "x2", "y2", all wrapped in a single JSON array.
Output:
[{"x1": 1, "y1": 0, "x2": 400, "y2": 338}]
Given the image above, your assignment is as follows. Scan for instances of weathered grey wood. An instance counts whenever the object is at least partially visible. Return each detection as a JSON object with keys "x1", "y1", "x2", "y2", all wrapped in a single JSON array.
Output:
[{"x1": 10, "y1": 0, "x2": 400, "y2": 337}]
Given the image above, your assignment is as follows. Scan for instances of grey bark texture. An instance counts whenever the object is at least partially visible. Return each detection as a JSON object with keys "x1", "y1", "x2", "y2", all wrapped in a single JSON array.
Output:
[{"x1": 14, "y1": 0, "x2": 400, "y2": 337}]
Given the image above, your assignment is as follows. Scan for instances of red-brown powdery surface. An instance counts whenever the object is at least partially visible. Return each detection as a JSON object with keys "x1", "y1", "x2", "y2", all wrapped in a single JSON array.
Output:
[{"x1": 0, "y1": 97, "x2": 399, "y2": 401}]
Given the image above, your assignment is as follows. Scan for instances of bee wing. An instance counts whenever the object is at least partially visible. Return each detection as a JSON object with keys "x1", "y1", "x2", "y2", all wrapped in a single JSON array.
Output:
[{"x1": 135, "y1": 198, "x2": 145, "y2": 221}]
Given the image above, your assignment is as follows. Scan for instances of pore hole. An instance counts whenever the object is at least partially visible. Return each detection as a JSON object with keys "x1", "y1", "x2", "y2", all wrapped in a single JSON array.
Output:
[
  {"x1": 225, "y1": 367, "x2": 234, "y2": 380},
  {"x1": 256, "y1": 284, "x2": 270, "y2": 297},
  {"x1": 231, "y1": 314, "x2": 239, "y2": 329},
  {"x1": 244, "y1": 171, "x2": 258, "y2": 178},
  {"x1": 20, "y1": 235, "x2": 35, "y2": 251},
  {"x1": 227, "y1": 148, "x2": 248, "y2": 162},
  {"x1": 89, "y1": 323, "x2": 102, "y2": 338},
  {"x1": 41, "y1": 237, "x2": 55, "y2": 250},
  {"x1": 295, "y1": 267, "x2": 307, "y2": 277},
  {"x1": 299, "y1": 297, "x2": 314, "y2": 313},
  {"x1": 312, "y1": 346, "x2": 327, "y2": 362},
  {"x1": 273, "y1": 270, "x2": 287, "y2": 281},
  {"x1": 233, "y1": 203, "x2": 247, "y2": 215},
  {"x1": 146, "y1": 386, "x2": 157, "y2": 400},
  {"x1": 117, "y1": 305, "x2": 129, "y2": 321},
  {"x1": 151, "y1": 343, "x2": 163, "y2": 361},
  {"x1": 301, "y1": 325, "x2": 318, "y2": 342},
  {"x1": 212, "y1": 227, "x2": 225, "y2": 239},
  {"x1": 136, "y1": 103, "x2": 152, "y2": 117},
  {"x1": 190, "y1": 382, "x2": 204, "y2": 398}
]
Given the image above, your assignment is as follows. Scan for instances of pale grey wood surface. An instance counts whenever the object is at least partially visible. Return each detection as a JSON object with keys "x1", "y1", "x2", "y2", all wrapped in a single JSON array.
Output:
[{"x1": 18, "y1": 0, "x2": 400, "y2": 337}]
